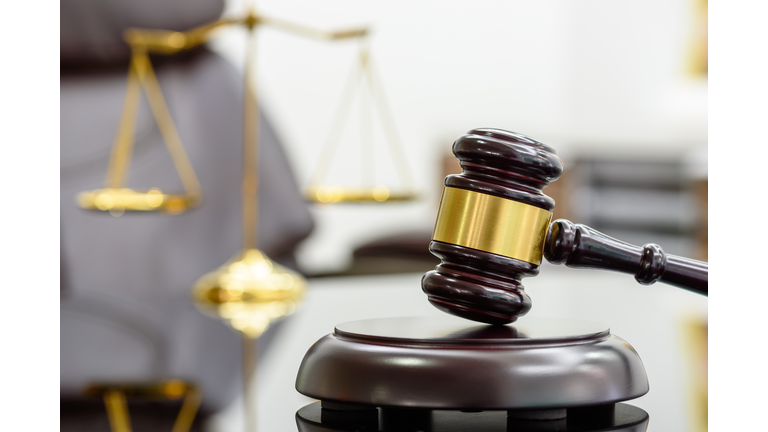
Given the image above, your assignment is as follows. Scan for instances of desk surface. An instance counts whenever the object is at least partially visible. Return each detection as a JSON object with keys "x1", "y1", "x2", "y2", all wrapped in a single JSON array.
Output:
[{"x1": 208, "y1": 265, "x2": 707, "y2": 432}]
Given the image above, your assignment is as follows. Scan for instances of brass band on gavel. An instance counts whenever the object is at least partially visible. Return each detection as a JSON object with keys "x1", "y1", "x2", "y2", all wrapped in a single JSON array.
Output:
[{"x1": 432, "y1": 187, "x2": 553, "y2": 266}]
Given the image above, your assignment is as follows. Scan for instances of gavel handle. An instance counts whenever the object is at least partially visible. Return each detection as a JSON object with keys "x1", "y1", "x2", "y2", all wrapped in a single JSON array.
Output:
[{"x1": 544, "y1": 219, "x2": 708, "y2": 296}]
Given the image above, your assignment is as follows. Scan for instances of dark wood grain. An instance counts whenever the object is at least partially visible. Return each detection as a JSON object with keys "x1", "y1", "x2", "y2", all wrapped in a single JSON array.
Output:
[
  {"x1": 545, "y1": 219, "x2": 708, "y2": 295},
  {"x1": 422, "y1": 241, "x2": 539, "y2": 324}
]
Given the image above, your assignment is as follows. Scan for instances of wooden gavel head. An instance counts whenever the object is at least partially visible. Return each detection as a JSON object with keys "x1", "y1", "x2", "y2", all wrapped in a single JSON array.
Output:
[
  {"x1": 422, "y1": 128, "x2": 563, "y2": 325},
  {"x1": 423, "y1": 128, "x2": 708, "y2": 325}
]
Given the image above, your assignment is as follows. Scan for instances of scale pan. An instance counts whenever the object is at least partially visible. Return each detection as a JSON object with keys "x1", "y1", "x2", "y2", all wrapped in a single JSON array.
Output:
[
  {"x1": 77, "y1": 188, "x2": 199, "y2": 215},
  {"x1": 305, "y1": 186, "x2": 418, "y2": 204}
]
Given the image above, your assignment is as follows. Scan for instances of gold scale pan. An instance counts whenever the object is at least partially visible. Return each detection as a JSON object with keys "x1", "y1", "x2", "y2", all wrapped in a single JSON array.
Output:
[
  {"x1": 74, "y1": 23, "x2": 215, "y2": 216},
  {"x1": 304, "y1": 40, "x2": 418, "y2": 204},
  {"x1": 84, "y1": 380, "x2": 201, "y2": 432}
]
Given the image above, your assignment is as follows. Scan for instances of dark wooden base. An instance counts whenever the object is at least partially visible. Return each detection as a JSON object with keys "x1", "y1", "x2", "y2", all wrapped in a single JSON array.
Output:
[
  {"x1": 295, "y1": 316, "x2": 649, "y2": 411},
  {"x1": 296, "y1": 402, "x2": 650, "y2": 432}
]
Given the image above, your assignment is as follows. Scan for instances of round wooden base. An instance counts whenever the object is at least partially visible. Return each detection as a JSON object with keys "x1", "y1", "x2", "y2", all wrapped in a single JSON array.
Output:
[{"x1": 295, "y1": 316, "x2": 648, "y2": 410}]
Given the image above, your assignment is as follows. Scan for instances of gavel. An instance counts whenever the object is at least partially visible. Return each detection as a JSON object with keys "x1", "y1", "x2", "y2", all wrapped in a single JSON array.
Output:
[{"x1": 422, "y1": 128, "x2": 708, "y2": 325}]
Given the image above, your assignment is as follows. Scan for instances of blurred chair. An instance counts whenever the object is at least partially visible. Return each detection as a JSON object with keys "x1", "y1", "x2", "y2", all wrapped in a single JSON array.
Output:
[
  {"x1": 60, "y1": 0, "x2": 314, "y2": 429},
  {"x1": 311, "y1": 231, "x2": 439, "y2": 278},
  {"x1": 566, "y1": 156, "x2": 699, "y2": 258}
]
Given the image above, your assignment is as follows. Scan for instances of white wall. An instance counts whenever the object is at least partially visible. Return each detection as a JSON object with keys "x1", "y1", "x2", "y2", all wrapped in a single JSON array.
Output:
[{"x1": 209, "y1": 0, "x2": 707, "y2": 274}]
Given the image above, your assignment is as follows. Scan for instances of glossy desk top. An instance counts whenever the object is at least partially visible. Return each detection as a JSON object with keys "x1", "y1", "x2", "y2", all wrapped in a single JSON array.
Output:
[{"x1": 207, "y1": 266, "x2": 707, "y2": 432}]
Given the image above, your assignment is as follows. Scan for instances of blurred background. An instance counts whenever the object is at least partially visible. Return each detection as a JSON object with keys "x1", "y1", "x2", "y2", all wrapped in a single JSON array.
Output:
[
  {"x1": 60, "y1": 0, "x2": 707, "y2": 431},
  {"x1": 214, "y1": 0, "x2": 708, "y2": 276}
]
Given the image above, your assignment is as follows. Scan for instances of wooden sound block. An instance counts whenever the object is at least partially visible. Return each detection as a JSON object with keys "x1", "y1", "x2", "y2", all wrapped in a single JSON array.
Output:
[
  {"x1": 296, "y1": 401, "x2": 650, "y2": 432},
  {"x1": 295, "y1": 316, "x2": 648, "y2": 413}
]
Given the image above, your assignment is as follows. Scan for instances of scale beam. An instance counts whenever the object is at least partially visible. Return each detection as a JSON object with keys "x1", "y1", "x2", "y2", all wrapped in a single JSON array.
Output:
[{"x1": 122, "y1": 13, "x2": 368, "y2": 55}]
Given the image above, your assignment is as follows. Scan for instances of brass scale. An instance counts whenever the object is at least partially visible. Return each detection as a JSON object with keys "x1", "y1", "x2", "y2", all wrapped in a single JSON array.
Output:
[{"x1": 75, "y1": 7, "x2": 417, "y2": 432}]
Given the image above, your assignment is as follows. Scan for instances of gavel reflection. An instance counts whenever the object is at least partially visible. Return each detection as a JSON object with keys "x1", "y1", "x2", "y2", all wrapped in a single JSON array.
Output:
[{"x1": 422, "y1": 128, "x2": 708, "y2": 325}]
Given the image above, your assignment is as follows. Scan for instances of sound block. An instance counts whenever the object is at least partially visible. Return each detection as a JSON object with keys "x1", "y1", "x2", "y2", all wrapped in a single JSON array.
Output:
[
  {"x1": 295, "y1": 316, "x2": 648, "y2": 411},
  {"x1": 295, "y1": 401, "x2": 650, "y2": 432}
]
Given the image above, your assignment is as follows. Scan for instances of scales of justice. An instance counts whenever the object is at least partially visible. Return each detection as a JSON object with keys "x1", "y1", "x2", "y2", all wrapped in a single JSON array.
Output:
[
  {"x1": 73, "y1": 5, "x2": 419, "y2": 432},
  {"x1": 292, "y1": 128, "x2": 708, "y2": 432}
]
